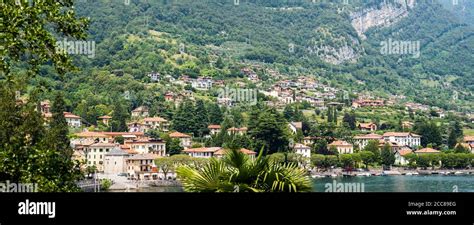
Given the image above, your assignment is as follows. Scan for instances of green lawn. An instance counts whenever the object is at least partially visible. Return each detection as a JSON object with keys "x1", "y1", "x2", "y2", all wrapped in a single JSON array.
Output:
[{"x1": 464, "y1": 129, "x2": 474, "y2": 136}]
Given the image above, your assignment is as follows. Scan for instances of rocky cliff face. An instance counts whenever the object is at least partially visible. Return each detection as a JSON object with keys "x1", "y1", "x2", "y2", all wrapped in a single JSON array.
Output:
[
  {"x1": 351, "y1": 0, "x2": 416, "y2": 39},
  {"x1": 307, "y1": 27, "x2": 363, "y2": 65}
]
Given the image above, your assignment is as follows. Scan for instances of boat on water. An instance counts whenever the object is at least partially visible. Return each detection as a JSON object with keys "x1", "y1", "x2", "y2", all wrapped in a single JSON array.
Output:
[
  {"x1": 382, "y1": 171, "x2": 402, "y2": 176},
  {"x1": 455, "y1": 171, "x2": 464, "y2": 175},
  {"x1": 356, "y1": 172, "x2": 371, "y2": 177},
  {"x1": 405, "y1": 173, "x2": 413, "y2": 176},
  {"x1": 330, "y1": 174, "x2": 338, "y2": 178}
]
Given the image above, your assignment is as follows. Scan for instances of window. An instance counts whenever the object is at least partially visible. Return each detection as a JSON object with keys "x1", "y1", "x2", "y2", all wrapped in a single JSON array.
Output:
[{"x1": 99, "y1": 149, "x2": 103, "y2": 152}]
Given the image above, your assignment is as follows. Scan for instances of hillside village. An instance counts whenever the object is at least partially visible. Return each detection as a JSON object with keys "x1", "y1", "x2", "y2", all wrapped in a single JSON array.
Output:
[{"x1": 36, "y1": 66, "x2": 474, "y2": 181}]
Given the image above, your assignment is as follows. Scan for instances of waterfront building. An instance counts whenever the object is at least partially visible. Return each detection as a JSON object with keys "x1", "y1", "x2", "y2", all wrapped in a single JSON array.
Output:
[
  {"x1": 104, "y1": 146, "x2": 129, "y2": 174},
  {"x1": 382, "y1": 132, "x2": 421, "y2": 148}
]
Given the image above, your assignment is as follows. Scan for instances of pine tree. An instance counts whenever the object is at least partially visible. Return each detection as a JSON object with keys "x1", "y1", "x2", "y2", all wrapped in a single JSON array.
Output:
[
  {"x1": 249, "y1": 108, "x2": 289, "y2": 154},
  {"x1": 216, "y1": 57, "x2": 224, "y2": 69},
  {"x1": 172, "y1": 100, "x2": 196, "y2": 134},
  {"x1": 207, "y1": 103, "x2": 223, "y2": 125}
]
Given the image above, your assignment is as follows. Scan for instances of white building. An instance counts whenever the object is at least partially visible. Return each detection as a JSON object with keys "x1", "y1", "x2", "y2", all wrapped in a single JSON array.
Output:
[
  {"x1": 394, "y1": 148, "x2": 412, "y2": 166},
  {"x1": 353, "y1": 133, "x2": 383, "y2": 149},
  {"x1": 143, "y1": 117, "x2": 169, "y2": 131},
  {"x1": 328, "y1": 140, "x2": 354, "y2": 154},
  {"x1": 64, "y1": 112, "x2": 81, "y2": 128},
  {"x1": 104, "y1": 146, "x2": 129, "y2": 174},
  {"x1": 84, "y1": 143, "x2": 118, "y2": 172},
  {"x1": 183, "y1": 147, "x2": 256, "y2": 159},
  {"x1": 293, "y1": 143, "x2": 311, "y2": 158},
  {"x1": 126, "y1": 154, "x2": 160, "y2": 180},
  {"x1": 382, "y1": 132, "x2": 421, "y2": 148},
  {"x1": 208, "y1": 125, "x2": 221, "y2": 136},
  {"x1": 182, "y1": 147, "x2": 222, "y2": 158},
  {"x1": 124, "y1": 139, "x2": 166, "y2": 156},
  {"x1": 191, "y1": 77, "x2": 213, "y2": 90}
]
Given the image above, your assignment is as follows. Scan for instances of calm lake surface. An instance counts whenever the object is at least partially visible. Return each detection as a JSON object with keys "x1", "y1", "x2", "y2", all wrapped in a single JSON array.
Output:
[
  {"x1": 124, "y1": 175, "x2": 474, "y2": 192},
  {"x1": 312, "y1": 175, "x2": 474, "y2": 192}
]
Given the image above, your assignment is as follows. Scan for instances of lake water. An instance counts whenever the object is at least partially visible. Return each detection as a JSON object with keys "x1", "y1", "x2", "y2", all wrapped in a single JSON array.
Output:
[
  {"x1": 312, "y1": 175, "x2": 474, "y2": 192},
  {"x1": 119, "y1": 175, "x2": 474, "y2": 192}
]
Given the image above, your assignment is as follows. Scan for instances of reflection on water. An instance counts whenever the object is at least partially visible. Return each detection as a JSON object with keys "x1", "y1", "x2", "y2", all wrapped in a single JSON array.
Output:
[
  {"x1": 312, "y1": 175, "x2": 474, "y2": 192},
  {"x1": 109, "y1": 175, "x2": 474, "y2": 192}
]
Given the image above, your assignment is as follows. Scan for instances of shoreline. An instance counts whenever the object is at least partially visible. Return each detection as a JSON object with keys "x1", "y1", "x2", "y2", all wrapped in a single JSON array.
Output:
[{"x1": 310, "y1": 168, "x2": 474, "y2": 178}]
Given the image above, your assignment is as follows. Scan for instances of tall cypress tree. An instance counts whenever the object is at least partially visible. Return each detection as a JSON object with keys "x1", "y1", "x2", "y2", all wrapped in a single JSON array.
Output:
[
  {"x1": 48, "y1": 92, "x2": 71, "y2": 152},
  {"x1": 194, "y1": 100, "x2": 209, "y2": 137},
  {"x1": 42, "y1": 92, "x2": 81, "y2": 191},
  {"x1": 172, "y1": 100, "x2": 196, "y2": 134},
  {"x1": 327, "y1": 107, "x2": 333, "y2": 123},
  {"x1": 111, "y1": 99, "x2": 129, "y2": 132},
  {"x1": 207, "y1": 103, "x2": 223, "y2": 125}
]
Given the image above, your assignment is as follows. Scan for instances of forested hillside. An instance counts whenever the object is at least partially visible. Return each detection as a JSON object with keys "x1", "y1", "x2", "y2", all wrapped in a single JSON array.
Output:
[{"x1": 28, "y1": 0, "x2": 473, "y2": 113}]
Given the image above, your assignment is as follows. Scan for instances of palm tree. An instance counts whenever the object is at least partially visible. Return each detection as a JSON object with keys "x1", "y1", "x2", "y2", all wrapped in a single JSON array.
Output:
[{"x1": 176, "y1": 146, "x2": 312, "y2": 192}]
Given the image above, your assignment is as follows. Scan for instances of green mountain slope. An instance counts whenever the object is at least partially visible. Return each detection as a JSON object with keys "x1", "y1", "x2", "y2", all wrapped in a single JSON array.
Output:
[{"x1": 38, "y1": 0, "x2": 473, "y2": 112}]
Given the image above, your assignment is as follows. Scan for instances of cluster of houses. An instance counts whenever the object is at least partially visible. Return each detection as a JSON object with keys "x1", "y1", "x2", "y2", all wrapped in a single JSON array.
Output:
[
  {"x1": 260, "y1": 76, "x2": 338, "y2": 109},
  {"x1": 70, "y1": 127, "x2": 259, "y2": 180},
  {"x1": 65, "y1": 103, "x2": 257, "y2": 180},
  {"x1": 351, "y1": 99, "x2": 385, "y2": 108},
  {"x1": 71, "y1": 130, "x2": 165, "y2": 179},
  {"x1": 290, "y1": 132, "x2": 442, "y2": 167}
]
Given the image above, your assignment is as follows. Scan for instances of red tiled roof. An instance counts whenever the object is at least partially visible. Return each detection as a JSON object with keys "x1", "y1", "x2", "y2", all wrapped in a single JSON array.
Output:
[
  {"x1": 208, "y1": 124, "x2": 221, "y2": 129},
  {"x1": 63, "y1": 112, "x2": 81, "y2": 119},
  {"x1": 464, "y1": 136, "x2": 474, "y2": 142},
  {"x1": 354, "y1": 133, "x2": 383, "y2": 139},
  {"x1": 74, "y1": 131, "x2": 109, "y2": 138},
  {"x1": 328, "y1": 140, "x2": 352, "y2": 147},
  {"x1": 398, "y1": 149, "x2": 413, "y2": 156},
  {"x1": 169, "y1": 131, "x2": 191, "y2": 138}
]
